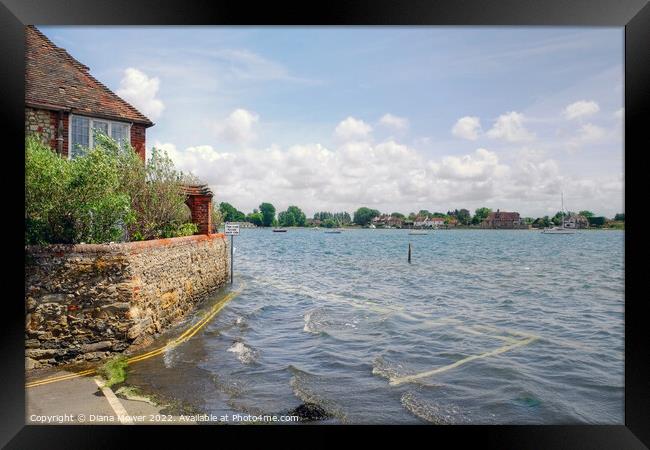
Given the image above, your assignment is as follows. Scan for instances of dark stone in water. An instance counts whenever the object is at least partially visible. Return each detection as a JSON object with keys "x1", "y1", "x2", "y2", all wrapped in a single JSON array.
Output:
[{"x1": 287, "y1": 402, "x2": 331, "y2": 421}]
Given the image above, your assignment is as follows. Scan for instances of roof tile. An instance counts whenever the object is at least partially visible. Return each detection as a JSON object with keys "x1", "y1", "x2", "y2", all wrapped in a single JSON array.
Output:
[{"x1": 25, "y1": 26, "x2": 153, "y2": 126}]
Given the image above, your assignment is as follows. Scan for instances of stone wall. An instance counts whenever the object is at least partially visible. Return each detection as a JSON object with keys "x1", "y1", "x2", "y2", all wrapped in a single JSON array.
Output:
[
  {"x1": 25, "y1": 107, "x2": 69, "y2": 153},
  {"x1": 25, "y1": 234, "x2": 229, "y2": 369}
]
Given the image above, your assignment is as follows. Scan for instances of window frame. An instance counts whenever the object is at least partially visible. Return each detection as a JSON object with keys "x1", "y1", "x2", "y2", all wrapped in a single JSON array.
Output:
[{"x1": 68, "y1": 114, "x2": 132, "y2": 159}]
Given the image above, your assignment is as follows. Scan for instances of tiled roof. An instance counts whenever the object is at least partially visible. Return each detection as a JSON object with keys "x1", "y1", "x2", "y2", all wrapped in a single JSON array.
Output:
[
  {"x1": 181, "y1": 184, "x2": 213, "y2": 197},
  {"x1": 25, "y1": 26, "x2": 153, "y2": 126},
  {"x1": 486, "y1": 211, "x2": 520, "y2": 221}
]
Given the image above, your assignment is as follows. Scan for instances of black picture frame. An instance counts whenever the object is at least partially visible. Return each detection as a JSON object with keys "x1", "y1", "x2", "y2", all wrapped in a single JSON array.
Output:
[{"x1": 1, "y1": 0, "x2": 648, "y2": 447}]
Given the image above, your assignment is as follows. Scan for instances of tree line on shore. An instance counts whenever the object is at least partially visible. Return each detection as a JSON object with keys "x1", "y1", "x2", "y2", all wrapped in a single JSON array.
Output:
[{"x1": 216, "y1": 202, "x2": 624, "y2": 229}]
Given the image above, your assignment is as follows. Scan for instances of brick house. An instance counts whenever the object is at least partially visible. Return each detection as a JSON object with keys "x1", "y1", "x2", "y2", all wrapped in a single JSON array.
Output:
[
  {"x1": 481, "y1": 210, "x2": 526, "y2": 229},
  {"x1": 25, "y1": 25, "x2": 153, "y2": 160},
  {"x1": 25, "y1": 26, "x2": 216, "y2": 235}
]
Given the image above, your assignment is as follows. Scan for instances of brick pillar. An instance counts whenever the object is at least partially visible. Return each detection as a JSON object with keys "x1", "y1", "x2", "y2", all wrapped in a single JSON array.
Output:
[
  {"x1": 183, "y1": 184, "x2": 214, "y2": 235},
  {"x1": 130, "y1": 124, "x2": 147, "y2": 161}
]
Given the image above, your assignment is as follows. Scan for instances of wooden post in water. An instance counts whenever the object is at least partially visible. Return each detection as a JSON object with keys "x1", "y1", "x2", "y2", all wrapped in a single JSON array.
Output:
[{"x1": 408, "y1": 243, "x2": 412, "y2": 263}]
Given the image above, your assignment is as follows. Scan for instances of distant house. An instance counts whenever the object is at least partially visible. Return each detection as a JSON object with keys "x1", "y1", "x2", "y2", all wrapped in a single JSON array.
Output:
[
  {"x1": 446, "y1": 218, "x2": 458, "y2": 227},
  {"x1": 306, "y1": 218, "x2": 322, "y2": 227},
  {"x1": 564, "y1": 214, "x2": 589, "y2": 229},
  {"x1": 387, "y1": 216, "x2": 404, "y2": 228},
  {"x1": 25, "y1": 26, "x2": 154, "y2": 160},
  {"x1": 481, "y1": 210, "x2": 526, "y2": 229},
  {"x1": 413, "y1": 216, "x2": 445, "y2": 228},
  {"x1": 430, "y1": 218, "x2": 445, "y2": 228},
  {"x1": 371, "y1": 214, "x2": 391, "y2": 227}
]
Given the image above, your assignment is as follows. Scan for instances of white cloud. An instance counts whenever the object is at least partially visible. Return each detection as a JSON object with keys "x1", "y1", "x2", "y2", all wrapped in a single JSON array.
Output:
[
  {"x1": 334, "y1": 117, "x2": 372, "y2": 141},
  {"x1": 379, "y1": 113, "x2": 409, "y2": 131},
  {"x1": 567, "y1": 123, "x2": 606, "y2": 149},
  {"x1": 116, "y1": 68, "x2": 165, "y2": 120},
  {"x1": 435, "y1": 148, "x2": 507, "y2": 180},
  {"x1": 154, "y1": 133, "x2": 623, "y2": 217},
  {"x1": 487, "y1": 111, "x2": 535, "y2": 142},
  {"x1": 563, "y1": 100, "x2": 600, "y2": 120},
  {"x1": 451, "y1": 116, "x2": 482, "y2": 140},
  {"x1": 614, "y1": 107, "x2": 624, "y2": 120},
  {"x1": 214, "y1": 108, "x2": 259, "y2": 144}
]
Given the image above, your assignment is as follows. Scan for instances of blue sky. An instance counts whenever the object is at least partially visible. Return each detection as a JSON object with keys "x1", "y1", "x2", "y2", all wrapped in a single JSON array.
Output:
[{"x1": 41, "y1": 26, "x2": 624, "y2": 217}]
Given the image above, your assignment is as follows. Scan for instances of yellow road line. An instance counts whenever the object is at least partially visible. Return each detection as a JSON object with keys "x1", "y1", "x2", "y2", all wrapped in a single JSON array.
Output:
[{"x1": 26, "y1": 284, "x2": 243, "y2": 389}]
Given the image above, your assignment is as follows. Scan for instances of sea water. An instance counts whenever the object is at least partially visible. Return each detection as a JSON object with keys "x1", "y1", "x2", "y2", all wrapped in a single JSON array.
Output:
[{"x1": 128, "y1": 228, "x2": 624, "y2": 424}]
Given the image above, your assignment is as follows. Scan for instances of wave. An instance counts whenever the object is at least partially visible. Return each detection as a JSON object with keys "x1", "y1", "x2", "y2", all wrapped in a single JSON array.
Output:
[
  {"x1": 371, "y1": 356, "x2": 403, "y2": 381},
  {"x1": 303, "y1": 307, "x2": 361, "y2": 335},
  {"x1": 400, "y1": 391, "x2": 471, "y2": 424},
  {"x1": 256, "y1": 276, "x2": 399, "y2": 316},
  {"x1": 227, "y1": 341, "x2": 258, "y2": 364},
  {"x1": 288, "y1": 365, "x2": 347, "y2": 422}
]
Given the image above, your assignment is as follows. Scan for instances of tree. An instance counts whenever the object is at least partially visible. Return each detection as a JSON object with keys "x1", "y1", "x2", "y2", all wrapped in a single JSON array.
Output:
[
  {"x1": 472, "y1": 207, "x2": 492, "y2": 225},
  {"x1": 588, "y1": 216, "x2": 606, "y2": 227},
  {"x1": 614, "y1": 213, "x2": 625, "y2": 221},
  {"x1": 551, "y1": 211, "x2": 567, "y2": 226},
  {"x1": 333, "y1": 212, "x2": 351, "y2": 225},
  {"x1": 246, "y1": 212, "x2": 263, "y2": 226},
  {"x1": 287, "y1": 205, "x2": 306, "y2": 226},
  {"x1": 579, "y1": 210, "x2": 595, "y2": 218},
  {"x1": 278, "y1": 210, "x2": 295, "y2": 226},
  {"x1": 322, "y1": 218, "x2": 337, "y2": 228},
  {"x1": 219, "y1": 202, "x2": 245, "y2": 222},
  {"x1": 532, "y1": 216, "x2": 551, "y2": 228},
  {"x1": 418, "y1": 209, "x2": 432, "y2": 218},
  {"x1": 259, "y1": 202, "x2": 276, "y2": 227},
  {"x1": 278, "y1": 205, "x2": 306, "y2": 227},
  {"x1": 314, "y1": 211, "x2": 332, "y2": 221},
  {"x1": 457, "y1": 208, "x2": 471, "y2": 225},
  {"x1": 212, "y1": 209, "x2": 224, "y2": 232},
  {"x1": 353, "y1": 207, "x2": 380, "y2": 226},
  {"x1": 391, "y1": 212, "x2": 405, "y2": 219}
]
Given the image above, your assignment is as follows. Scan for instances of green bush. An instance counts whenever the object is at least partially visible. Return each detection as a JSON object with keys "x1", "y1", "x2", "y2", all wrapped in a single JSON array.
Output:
[{"x1": 25, "y1": 134, "x2": 200, "y2": 245}]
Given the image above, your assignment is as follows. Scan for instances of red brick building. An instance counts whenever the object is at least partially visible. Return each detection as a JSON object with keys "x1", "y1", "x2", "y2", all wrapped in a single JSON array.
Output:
[
  {"x1": 481, "y1": 210, "x2": 527, "y2": 229},
  {"x1": 25, "y1": 26, "x2": 216, "y2": 235},
  {"x1": 25, "y1": 26, "x2": 153, "y2": 160}
]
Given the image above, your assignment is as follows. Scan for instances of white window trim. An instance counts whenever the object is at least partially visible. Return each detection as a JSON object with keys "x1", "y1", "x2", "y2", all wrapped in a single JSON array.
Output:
[{"x1": 68, "y1": 114, "x2": 132, "y2": 160}]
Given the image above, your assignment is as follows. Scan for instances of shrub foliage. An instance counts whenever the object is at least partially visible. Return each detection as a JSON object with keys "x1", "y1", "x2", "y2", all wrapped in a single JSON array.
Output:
[{"x1": 25, "y1": 134, "x2": 198, "y2": 245}]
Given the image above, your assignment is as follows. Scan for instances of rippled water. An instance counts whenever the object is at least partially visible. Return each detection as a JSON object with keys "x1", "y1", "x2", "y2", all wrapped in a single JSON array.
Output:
[{"x1": 128, "y1": 229, "x2": 624, "y2": 424}]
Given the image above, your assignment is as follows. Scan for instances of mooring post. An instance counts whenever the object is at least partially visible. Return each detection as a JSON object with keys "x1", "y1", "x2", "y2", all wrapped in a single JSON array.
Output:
[
  {"x1": 230, "y1": 234, "x2": 234, "y2": 284},
  {"x1": 408, "y1": 242, "x2": 412, "y2": 263}
]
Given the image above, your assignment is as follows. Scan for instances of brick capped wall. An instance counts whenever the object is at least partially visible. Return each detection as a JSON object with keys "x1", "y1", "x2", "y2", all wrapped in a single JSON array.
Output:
[
  {"x1": 186, "y1": 194, "x2": 213, "y2": 235},
  {"x1": 131, "y1": 123, "x2": 147, "y2": 161},
  {"x1": 25, "y1": 234, "x2": 230, "y2": 368}
]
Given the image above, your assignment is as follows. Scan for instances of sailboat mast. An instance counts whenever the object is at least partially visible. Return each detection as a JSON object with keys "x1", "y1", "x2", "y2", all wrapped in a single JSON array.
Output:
[{"x1": 560, "y1": 191, "x2": 564, "y2": 228}]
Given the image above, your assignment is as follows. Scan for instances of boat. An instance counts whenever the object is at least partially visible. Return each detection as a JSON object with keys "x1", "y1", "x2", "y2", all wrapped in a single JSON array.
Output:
[
  {"x1": 368, "y1": 224, "x2": 376, "y2": 229},
  {"x1": 408, "y1": 229, "x2": 429, "y2": 235},
  {"x1": 272, "y1": 228, "x2": 288, "y2": 233},
  {"x1": 324, "y1": 230, "x2": 342, "y2": 234},
  {"x1": 542, "y1": 192, "x2": 576, "y2": 234}
]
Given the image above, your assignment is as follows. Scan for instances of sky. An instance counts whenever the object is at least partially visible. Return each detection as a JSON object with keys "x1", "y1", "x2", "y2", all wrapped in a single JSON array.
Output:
[{"x1": 40, "y1": 26, "x2": 624, "y2": 218}]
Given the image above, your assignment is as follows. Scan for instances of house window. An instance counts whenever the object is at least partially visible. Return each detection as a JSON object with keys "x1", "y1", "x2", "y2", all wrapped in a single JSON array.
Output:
[{"x1": 69, "y1": 114, "x2": 131, "y2": 159}]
